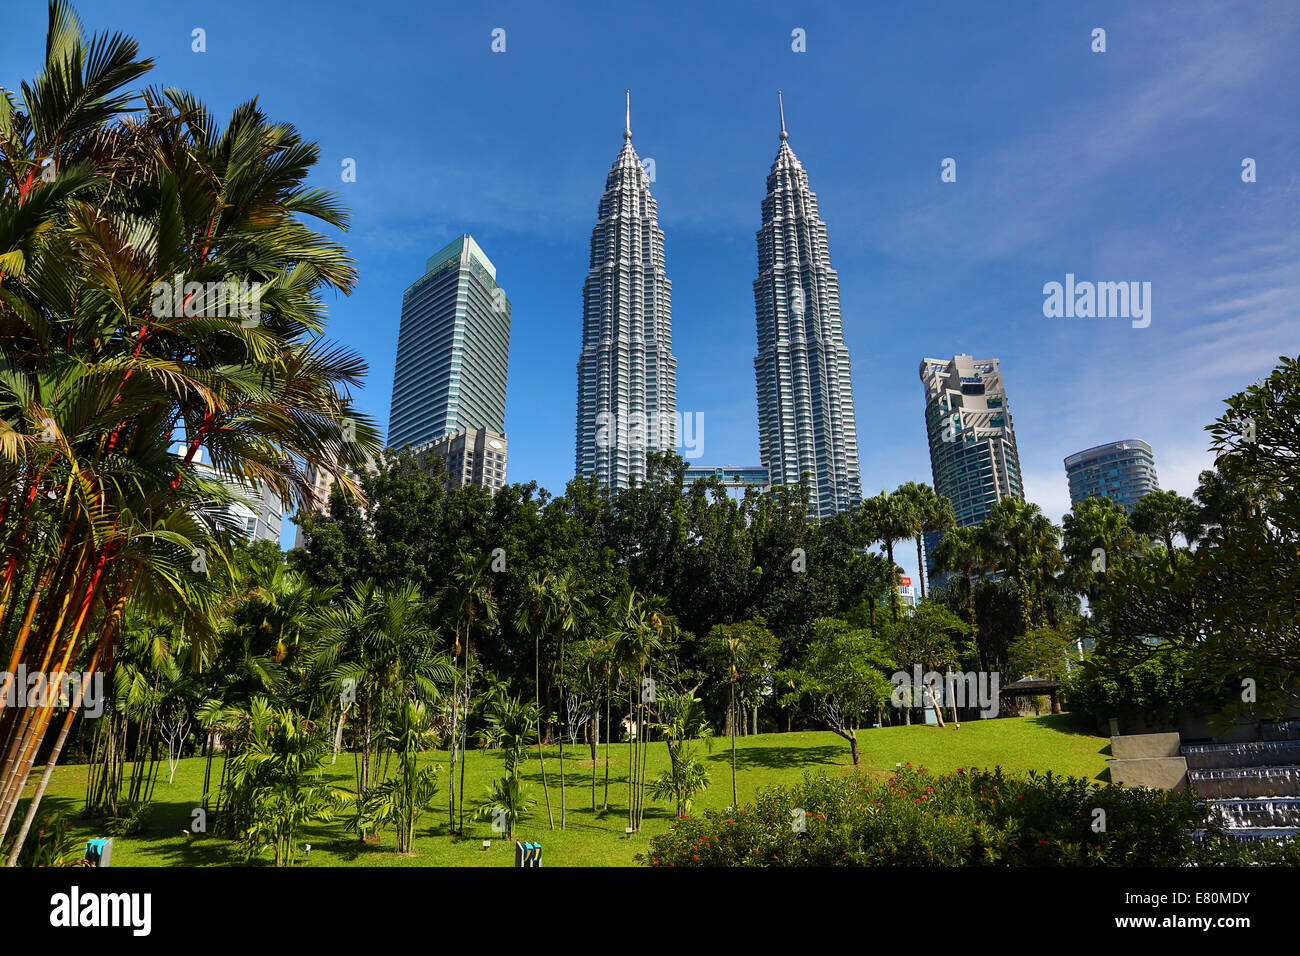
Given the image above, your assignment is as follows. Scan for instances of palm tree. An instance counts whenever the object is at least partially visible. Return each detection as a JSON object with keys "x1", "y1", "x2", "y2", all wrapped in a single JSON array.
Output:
[
  {"x1": 440, "y1": 553, "x2": 498, "y2": 836},
  {"x1": 931, "y1": 525, "x2": 988, "y2": 668},
  {"x1": 648, "y1": 690, "x2": 712, "y2": 816},
  {"x1": 607, "y1": 587, "x2": 666, "y2": 832},
  {"x1": 897, "y1": 482, "x2": 955, "y2": 600},
  {"x1": 477, "y1": 692, "x2": 539, "y2": 840},
  {"x1": 0, "y1": 2, "x2": 382, "y2": 856},
  {"x1": 979, "y1": 498, "x2": 1063, "y2": 633},
  {"x1": 547, "y1": 570, "x2": 585, "y2": 829},
  {"x1": 1131, "y1": 489, "x2": 1200, "y2": 577},
  {"x1": 1061, "y1": 496, "x2": 1138, "y2": 603},
  {"x1": 859, "y1": 491, "x2": 914, "y2": 622},
  {"x1": 313, "y1": 581, "x2": 451, "y2": 839},
  {"x1": 709, "y1": 627, "x2": 746, "y2": 809},
  {"x1": 358, "y1": 698, "x2": 441, "y2": 854}
]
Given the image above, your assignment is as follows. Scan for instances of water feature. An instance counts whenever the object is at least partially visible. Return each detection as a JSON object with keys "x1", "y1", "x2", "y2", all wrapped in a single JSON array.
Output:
[{"x1": 1184, "y1": 725, "x2": 1300, "y2": 843}]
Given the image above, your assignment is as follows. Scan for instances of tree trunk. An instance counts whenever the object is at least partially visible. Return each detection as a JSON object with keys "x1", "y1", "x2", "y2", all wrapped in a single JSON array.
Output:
[
  {"x1": 915, "y1": 535, "x2": 926, "y2": 599},
  {"x1": 729, "y1": 682, "x2": 738, "y2": 810},
  {"x1": 602, "y1": 688, "x2": 610, "y2": 810},
  {"x1": 5, "y1": 699, "x2": 78, "y2": 865},
  {"x1": 332, "y1": 704, "x2": 347, "y2": 765},
  {"x1": 886, "y1": 542, "x2": 900, "y2": 623}
]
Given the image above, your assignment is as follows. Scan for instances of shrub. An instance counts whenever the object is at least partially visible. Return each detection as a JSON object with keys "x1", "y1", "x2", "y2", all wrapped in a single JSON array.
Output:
[{"x1": 641, "y1": 765, "x2": 1285, "y2": 867}]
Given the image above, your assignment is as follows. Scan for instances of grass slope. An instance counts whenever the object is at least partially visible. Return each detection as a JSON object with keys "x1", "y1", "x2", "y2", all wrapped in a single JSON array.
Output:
[{"x1": 19, "y1": 715, "x2": 1108, "y2": 867}]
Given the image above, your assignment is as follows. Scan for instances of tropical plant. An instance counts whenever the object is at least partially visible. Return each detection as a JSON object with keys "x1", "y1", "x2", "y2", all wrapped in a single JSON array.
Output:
[
  {"x1": 357, "y1": 698, "x2": 440, "y2": 853},
  {"x1": 0, "y1": 1, "x2": 381, "y2": 858},
  {"x1": 230, "y1": 699, "x2": 345, "y2": 867},
  {"x1": 648, "y1": 689, "x2": 712, "y2": 816},
  {"x1": 896, "y1": 482, "x2": 954, "y2": 600},
  {"x1": 778, "y1": 619, "x2": 894, "y2": 763},
  {"x1": 704, "y1": 619, "x2": 776, "y2": 808},
  {"x1": 858, "y1": 491, "x2": 914, "y2": 623}
]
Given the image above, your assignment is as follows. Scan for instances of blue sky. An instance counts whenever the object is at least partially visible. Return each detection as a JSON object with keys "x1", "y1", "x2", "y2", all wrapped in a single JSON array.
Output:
[{"x1": 4, "y1": 1, "x2": 1298, "y2": 579}]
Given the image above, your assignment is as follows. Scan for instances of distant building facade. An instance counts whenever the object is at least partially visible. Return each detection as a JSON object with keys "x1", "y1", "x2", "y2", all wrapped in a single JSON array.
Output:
[
  {"x1": 180, "y1": 447, "x2": 283, "y2": 546},
  {"x1": 920, "y1": 355, "x2": 1024, "y2": 581},
  {"x1": 1064, "y1": 439, "x2": 1159, "y2": 512},
  {"x1": 389, "y1": 235, "x2": 510, "y2": 451},
  {"x1": 752, "y1": 95, "x2": 862, "y2": 517},
  {"x1": 415, "y1": 427, "x2": 508, "y2": 492},
  {"x1": 575, "y1": 95, "x2": 678, "y2": 489}
]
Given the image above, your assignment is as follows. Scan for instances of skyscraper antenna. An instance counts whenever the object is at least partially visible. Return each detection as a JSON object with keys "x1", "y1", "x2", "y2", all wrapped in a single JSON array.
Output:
[
  {"x1": 778, "y1": 90, "x2": 788, "y2": 141},
  {"x1": 625, "y1": 90, "x2": 632, "y2": 140}
]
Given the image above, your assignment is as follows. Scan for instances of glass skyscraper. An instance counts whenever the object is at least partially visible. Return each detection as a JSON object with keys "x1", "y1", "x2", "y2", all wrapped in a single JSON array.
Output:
[
  {"x1": 389, "y1": 235, "x2": 510, "y2": 450},
  {"x1": 1064, "y1": 439, "x2": 1159, "y2": 512},
  {"x1": 920, "y1": 354, "x2": 1024, "y2": 529},
  {"x1": 575, "y1": 95, "x2": 677, "y2": 488},
  {"x1": 752, "y1": 94, "x2": 862, "y2": 517}
]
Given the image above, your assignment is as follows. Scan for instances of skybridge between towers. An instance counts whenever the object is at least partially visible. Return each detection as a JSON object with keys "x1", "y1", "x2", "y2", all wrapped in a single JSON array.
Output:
[{"x1": 682, "y1": 465, "x2": 771, "y2": 490}]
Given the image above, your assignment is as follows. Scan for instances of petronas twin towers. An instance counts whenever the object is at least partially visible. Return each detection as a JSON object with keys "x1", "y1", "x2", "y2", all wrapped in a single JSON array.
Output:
[
  {"x1": 576, "y1": 93, "x2": 862, "y2": 516},
  {"x1": 574, "y1": 95, "x2": 677, "y2": 488}
]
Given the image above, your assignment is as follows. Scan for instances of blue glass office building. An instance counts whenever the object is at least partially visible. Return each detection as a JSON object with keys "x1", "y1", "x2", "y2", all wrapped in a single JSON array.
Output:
[{"x1": 389, "y1": 236, "x2": 510, "y2": 450}]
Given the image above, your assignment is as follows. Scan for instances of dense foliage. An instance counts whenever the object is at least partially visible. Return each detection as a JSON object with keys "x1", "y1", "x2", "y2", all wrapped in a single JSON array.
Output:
[{"x1": 641, "y1": 765, "x2": 1297, "y2": 867}]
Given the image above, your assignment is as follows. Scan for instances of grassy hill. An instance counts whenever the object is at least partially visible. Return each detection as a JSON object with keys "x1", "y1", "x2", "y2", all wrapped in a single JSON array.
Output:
[{"x1": 19, "y1": 714, "x2": 1109, "y2": 867}]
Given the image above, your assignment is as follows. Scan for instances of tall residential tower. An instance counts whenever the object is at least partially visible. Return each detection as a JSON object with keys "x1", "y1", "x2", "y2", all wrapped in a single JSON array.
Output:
[
  {"x1": 575, "y1": 94, "x2": 678, "y2": 488},
  {"x1": 919, "y1": 354, "x2": 1024, "y2": 531},
  {"x1": 753, "y1": 93, "x2": 862, "y2": 517},
  {"x1": 1065, "y1": 439, "x2": 1159, "y2": 512},
  {"x1": 389, "y1": 235, "x2": 510, "y2": 450}
]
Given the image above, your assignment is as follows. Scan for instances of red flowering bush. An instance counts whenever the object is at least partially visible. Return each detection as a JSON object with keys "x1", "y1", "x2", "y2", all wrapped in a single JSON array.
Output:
[{"x1": 639, "y1": 765, "x2": 1239, "y2": 867}]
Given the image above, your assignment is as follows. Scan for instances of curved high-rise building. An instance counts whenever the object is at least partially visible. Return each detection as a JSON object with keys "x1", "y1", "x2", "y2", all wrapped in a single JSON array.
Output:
[
  {"x1": 753, "y1": 94, "x2": 862, "y2": 517},
  {"x1": 1064, "y1": 439, "x2": 1159, "y2": 512},
  {"x1": 575, "y1": 94, "x2": 677, "y2": 488}
]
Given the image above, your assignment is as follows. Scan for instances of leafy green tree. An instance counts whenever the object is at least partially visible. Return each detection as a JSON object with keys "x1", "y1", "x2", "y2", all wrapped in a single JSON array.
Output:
[
  {"x1": 881, "y1": 600, "x2": 971, "y2": 725},
  {"x1": 1008, "y1": 622, "x2": 1080, "y2": 686},
  {"x1": 1130, "y1": 490, "x2": 1200, "y2": 577},
  {"x1": 778, "y1": 619, "x2": 893, "y2": 764}
]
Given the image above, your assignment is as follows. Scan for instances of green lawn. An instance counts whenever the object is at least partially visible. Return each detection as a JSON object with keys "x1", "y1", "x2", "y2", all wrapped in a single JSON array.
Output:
[{"x1": 20, "y1": 714, "x2": 1109, "y2": 867}]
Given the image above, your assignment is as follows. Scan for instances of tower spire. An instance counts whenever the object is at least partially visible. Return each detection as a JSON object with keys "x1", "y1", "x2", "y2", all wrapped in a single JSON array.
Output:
[
  {"x1": 778, "y1": 90, "x2": 788, "y2": 141},
  {"x1": 624, "y1": 90, "x2": 632, "y2": 140}
]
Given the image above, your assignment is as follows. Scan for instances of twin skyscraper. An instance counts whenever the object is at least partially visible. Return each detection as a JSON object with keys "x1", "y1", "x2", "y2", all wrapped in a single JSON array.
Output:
[
  {"x1": 574, "y1": 92, "x2": 863, "y2": 516},
  {"x1": 389, "y1": 93, "x2": 863, "y2": 513}
]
